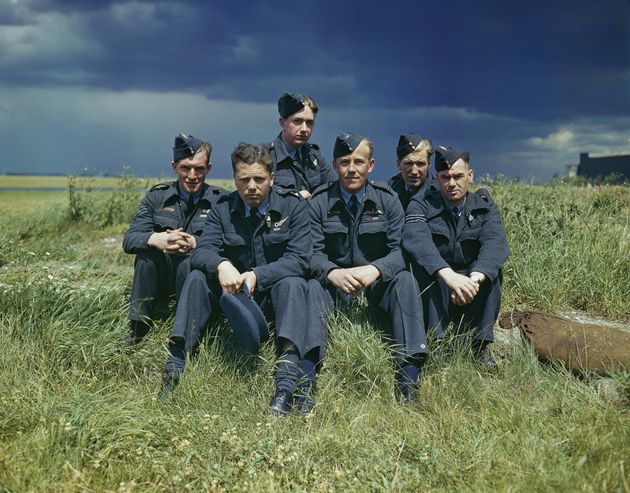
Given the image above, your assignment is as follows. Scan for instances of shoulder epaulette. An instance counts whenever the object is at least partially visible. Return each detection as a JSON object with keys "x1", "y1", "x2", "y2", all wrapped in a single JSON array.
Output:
[
  {"x1": 369, "y1": 180, "x2": 396, "y2": 196},
  {"x1": 217, "y1": 192, "x2": 232, "y2": 204},
  {"x1": 275, "y1": 187, "x2": 301, "y2": 199},
  {"x1": 208, "y1": 185, "x2": 227, "y2": 194},
  {"x1": 149, "y1": 182, "x2": 170, "y2": 191},
  {"x1": 475, "y1": 188, "x2": 494, "y2": 202},
  {"x1": 311, "y1": 181, "x2": 335, "y2": 197}
]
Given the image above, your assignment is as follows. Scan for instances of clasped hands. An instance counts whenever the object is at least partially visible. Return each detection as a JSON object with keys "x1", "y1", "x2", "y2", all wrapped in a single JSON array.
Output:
[
  {"x1": 438, "y1": 268, "x2": 486, "y2": 306},
  {"x1": 149, "y1": 228, "x2": 196, "y2": 255},
  {"x1": 326, "y1": 264, "x2": 381, "y2": 296}
]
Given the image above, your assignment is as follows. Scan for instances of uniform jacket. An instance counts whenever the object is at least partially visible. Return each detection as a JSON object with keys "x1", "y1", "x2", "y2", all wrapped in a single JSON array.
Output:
[
  {"x1": 403, "y1": 189, "x2": 509, "y2": 281},
  {"x1": 122, "y1": 181, "x2": 225, "y2": 254},
  {"x1": 191, "y1": 186, "x2": 312, "y2": 291},
  {"x1": 388, "y1": 172, "x2": 437, "y2": 211},
  {"x1": 264, "y1": 133, "x2": 335, "y2": 193},
  {"x1": 309, "y1": 180, "x2": 406, "y2": 283}
]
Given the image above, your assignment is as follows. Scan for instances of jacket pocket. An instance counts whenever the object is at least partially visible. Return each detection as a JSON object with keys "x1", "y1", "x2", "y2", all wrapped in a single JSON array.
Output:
[
  {"x1": 154, "y1": 212, "x2": 179, "y2": 231},
  {"x1": 358, "y1": 219, "x2": 389, "y2": 260}
]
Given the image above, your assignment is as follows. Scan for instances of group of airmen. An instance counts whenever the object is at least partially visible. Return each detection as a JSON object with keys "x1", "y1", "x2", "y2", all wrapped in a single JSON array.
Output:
[{"x1": 122, "y1": 92, "x2": 509, "y2": 416}]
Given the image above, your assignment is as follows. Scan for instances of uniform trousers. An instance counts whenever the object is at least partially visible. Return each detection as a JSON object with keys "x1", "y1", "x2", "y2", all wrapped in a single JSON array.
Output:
[
  {"x1": 307, "y1": 271, "x2": 428, "y2": 363},
  {"x1": 170, "y1": 269, "x2": 311, "y2": 355},
  {"x1": 414, "y1": 267, "x2": 502, "y2": 342},
  {"x1": 128, "y1": 250, "x2": 191, "y2": 322}
]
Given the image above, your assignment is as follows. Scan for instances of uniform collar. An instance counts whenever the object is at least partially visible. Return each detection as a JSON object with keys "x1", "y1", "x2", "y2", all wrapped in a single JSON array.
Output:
[
  {"x1": 243, "y1": 195, "x2": 270, "y2": 217},
  {"x1": 425, "y1": 190, "x2": 491, "y2": 219},
  {"x1": 273, "y1": 133, "x2": 302, "y2": 163},
  {"x1": 176, "y1": 183, "x2": 205, "y2": 204},
  {"x1": 327, "y1": 181, "x2": 382, "y2": 214},
  {"x1": 339, "y1": 184, "x2": 366, "y2": 206},
  {"x1": 229, "y1": 188, "x2": 280, "y2": 217}
]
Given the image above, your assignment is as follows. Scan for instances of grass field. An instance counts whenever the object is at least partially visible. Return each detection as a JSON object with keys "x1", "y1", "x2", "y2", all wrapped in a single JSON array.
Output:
[
  {"x1": 0, "y1": 177, "x2": 628, "y2": 492},
  {"x1": 0, "y1": 174, "x2": 233, "y2": 191}
]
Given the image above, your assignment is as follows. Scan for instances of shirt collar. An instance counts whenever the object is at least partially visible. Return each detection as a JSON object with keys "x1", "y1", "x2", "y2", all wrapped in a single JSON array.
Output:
[
  {"x1": 243, "y1": 195, "x2": 270, "y2": 217},
  {"x1": 177, "y1": 184, "x2": 203, "y2": 203},
  {"x1": 339, "y1": 184, "x2": 366, "y2": 206},
  {"x1": 448, "y1": 196, "x2": 466, "y2": 216},
  {"x1": 280, "y1": 135, "x2": 302, "y2": 160}
]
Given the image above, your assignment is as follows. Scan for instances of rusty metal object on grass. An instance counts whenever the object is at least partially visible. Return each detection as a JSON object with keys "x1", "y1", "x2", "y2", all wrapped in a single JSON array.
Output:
[{"x1": 499, "y1": 310, "x2": 630, "y2": 374}]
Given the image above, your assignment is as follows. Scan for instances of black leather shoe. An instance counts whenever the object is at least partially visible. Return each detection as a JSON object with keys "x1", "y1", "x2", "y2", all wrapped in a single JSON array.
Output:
[
  {"x1": 477, "y1": 352, "x2": 498, "y2": 367},
  {"x1": 268, "y1": 390, "x2": 292, "y2": 417},
  {"x1": 158, "y1": 370, "x2": 182, "y2": 399},
  {"x1": 473, "y1": 341, "x2": 497, "y2": 367},
  {"x1": 397, "y1": 382, "x2": 419, "y2": 404},
  {"x1": 124, "y1": 321, "x2": 150, "y2": 346},
  {"x1": 294, "y1": 389, "x2": 316, "y2": 415}
]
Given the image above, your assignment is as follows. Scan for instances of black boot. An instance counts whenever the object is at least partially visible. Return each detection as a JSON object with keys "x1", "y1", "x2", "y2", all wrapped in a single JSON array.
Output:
[
  {"x1": 268, "y1": 350, "x2": 300, "y2": 417},
  {"x1": 124, "y1": 320, "x2": 150, "y2": 346},
  {"x1": 396, "y1": 358, "x2": 422, "y2": 404},
  {"x1": 294, "y1": 356, "x2": 317, "y2": 415},
  {"x1": 472, "y1": 340, "x2": 497, "y2": 367},
  {"x1": 158, "y1": 340, "x2": 186, "y2": 399}
]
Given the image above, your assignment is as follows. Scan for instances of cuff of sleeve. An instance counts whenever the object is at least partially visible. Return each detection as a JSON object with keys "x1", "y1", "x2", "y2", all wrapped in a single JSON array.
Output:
[{"x1": 428, "y1": 260, "x2": 451, "y2": 277}]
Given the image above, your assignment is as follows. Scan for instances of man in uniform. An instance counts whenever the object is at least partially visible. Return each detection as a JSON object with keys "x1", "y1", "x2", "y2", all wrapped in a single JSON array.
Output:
[
  {"x1": 122, "y1": 134, "x2": 224, "y2": 346},
  {"x1": 160, "y1": 143, "x2": 316, "y2": 417},
  {"x1": 402, "y1": 145, "x2": 509, "y2": 365},
  {"x1": 308, "y1": 133, "x2": 429, "y2": 403},
  {"x1": 263, "y1": 92, "x2": 335, "y2": 199},
  {"x1": 388, "y1": 133, "x2": 436, "y2": 210}
]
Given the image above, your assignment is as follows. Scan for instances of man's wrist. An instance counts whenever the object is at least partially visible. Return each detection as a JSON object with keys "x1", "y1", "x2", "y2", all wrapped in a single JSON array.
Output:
[{"x1": 469, "y1": 273, "x2": 483, "y2": 284}]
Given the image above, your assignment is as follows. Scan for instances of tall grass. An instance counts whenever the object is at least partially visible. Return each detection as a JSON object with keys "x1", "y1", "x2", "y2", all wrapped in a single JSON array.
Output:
[{"x1": 0, "y1": 179, "x2": 628, "y2": 492}]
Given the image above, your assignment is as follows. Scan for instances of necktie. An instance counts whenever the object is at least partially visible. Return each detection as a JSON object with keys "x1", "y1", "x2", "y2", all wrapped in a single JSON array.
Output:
[
  {"x1": 349, "y1": 195, "x2": 359, "y2": 218},
  {"x1": 247, "y1": 207, "x2": 261, "y2": 229},
  {"x1": 451, "y1": 206, "x2": 460, "y2": 217},
  {"x1": 186, "y1": 195, "x2": 196, "y2": 217}
]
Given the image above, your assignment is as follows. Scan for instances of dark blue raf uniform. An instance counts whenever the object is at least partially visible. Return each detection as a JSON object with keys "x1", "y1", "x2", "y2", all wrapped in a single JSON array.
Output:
[
  {"x1": 122, "y1": 135, "x2": 224, "y2": 340},
  {"x1": 166, "y1": 185, "x2": 313, "y2": 359},
  {"x1": 388, "y1": 172, "x2": 437, "y2": 211},
  {"x1": 263, "y1": 92, "x2": 335, "y2": 194},
  {"x1": 265, "y1": 133, "x2": 333, "y2": 193},
  {"x1": 308, "y1": 134, "x2": 428, "y2": 375},
  {"x1": 402, "y1": 147, "x2": 509, "y2": 345},
  {"x1": 388, "y1": 133, "x2": 437, "y2": 211}
]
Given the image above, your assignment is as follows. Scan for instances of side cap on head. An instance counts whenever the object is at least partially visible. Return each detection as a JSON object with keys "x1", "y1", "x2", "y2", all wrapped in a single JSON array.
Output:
[
  {"x1": 219, "y1": 285, "x2": 269, "y2": 354},
  {"x1": 434, "y1": 145, "x2": 469, "y2": 172},
  {"x1": 333, "y1": 132, "x2": 365, "y2": 159},
  {"x1": 396, "y1": 133, "x2": 428, "y2": 160},
  {"x1": 278, "y1": 92, "x2": 308, "y2": 118},
  {"x1": 173, "y1": 133, "x2": 204, "y2": 162}
]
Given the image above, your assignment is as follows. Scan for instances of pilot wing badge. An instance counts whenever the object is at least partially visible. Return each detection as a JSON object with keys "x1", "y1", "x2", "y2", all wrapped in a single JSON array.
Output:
[{"x1": 273, "y1": 217, "x2": 289, "y2": 230}]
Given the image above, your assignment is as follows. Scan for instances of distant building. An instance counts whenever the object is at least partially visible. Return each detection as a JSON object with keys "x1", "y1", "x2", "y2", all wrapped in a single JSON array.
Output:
[{"x1": 566, "y1": 153, "x2": 630, "y2": 182}]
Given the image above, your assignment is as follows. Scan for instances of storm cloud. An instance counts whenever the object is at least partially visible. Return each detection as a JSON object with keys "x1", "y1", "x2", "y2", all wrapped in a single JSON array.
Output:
[{"x1": 1, "y1": 0, "x2": 628, "y2": 181}]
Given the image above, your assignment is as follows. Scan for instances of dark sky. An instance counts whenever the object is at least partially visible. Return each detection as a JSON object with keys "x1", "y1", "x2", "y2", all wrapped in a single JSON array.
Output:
[{"x1": 1, "y1": 0, "x2": 628, "y2": 182}]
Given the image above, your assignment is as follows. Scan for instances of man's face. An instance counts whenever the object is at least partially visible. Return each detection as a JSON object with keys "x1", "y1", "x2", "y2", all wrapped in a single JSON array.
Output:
[
  {"x1": 437, "y1": 158, "x2": 473, "y2": 206},
  {"x1": 333, "y1": 141, "x2": 375, "y2": 194},
  {"x1": 397, "y1": 149, "x2": 431, "y2": 189},
  {"x1": 172, "y1": 151, "x2": 210, "y2": 194},
  {"x1": 279, "y1": 105, "x2": 315, "y2": 149},
  {"x1": 234, "y1": 162, "x2": 274, "y2": 208}
]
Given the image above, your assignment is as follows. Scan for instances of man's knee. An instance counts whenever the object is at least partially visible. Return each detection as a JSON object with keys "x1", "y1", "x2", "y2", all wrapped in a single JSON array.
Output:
[{"x1": 272, "y1": 276, "x2": 308, "y2": 296}]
